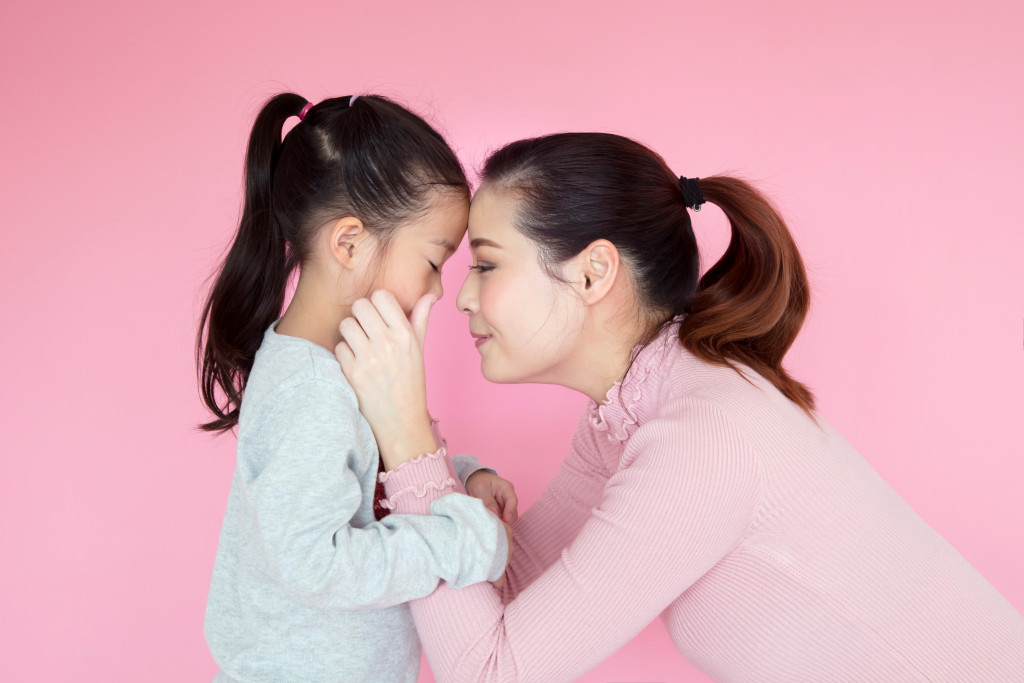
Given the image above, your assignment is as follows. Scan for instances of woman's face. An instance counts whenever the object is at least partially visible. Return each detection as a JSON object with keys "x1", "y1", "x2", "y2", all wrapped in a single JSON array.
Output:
[{"x1": 456, "y1": 185, "x2": 584, "y2": 384}]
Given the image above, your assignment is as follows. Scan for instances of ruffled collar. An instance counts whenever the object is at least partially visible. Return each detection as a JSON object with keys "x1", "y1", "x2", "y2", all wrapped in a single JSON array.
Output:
[{"x1": 588, "y1": 318, "x2": 682, "y2": 444}]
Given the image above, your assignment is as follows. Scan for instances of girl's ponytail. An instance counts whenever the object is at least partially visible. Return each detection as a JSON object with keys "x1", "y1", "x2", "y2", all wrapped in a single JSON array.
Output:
[
  {"x1": 679, "y1": 176, "x2": 815, "y2": 413},
  {"x1": 197, "y1": 93, "x2": 306, "y2": 432},
  {"x1": 197, "y1": 93, "x2": 469, "y2": 433}
]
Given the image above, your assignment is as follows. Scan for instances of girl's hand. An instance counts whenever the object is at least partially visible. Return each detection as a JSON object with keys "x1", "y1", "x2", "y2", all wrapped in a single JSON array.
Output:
[
  {"x1": 491, "y1": 521, "x2": 515, "y2": 590},
  {"x1": 335, "y1": 290, "x2": 438, "y2": 469},
  {"x1": 466, "y1": 471, "x2": 519, "y2": 525}
]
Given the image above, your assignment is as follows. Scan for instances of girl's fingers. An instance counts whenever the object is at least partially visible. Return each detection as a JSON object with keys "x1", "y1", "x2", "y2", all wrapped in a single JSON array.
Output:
[{"x1": 495, "y1": 484, "x2": 519, "y2": 524}]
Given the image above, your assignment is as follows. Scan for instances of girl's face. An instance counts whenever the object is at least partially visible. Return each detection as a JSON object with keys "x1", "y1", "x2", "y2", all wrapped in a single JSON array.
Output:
[
  {"x1": 369, "y1": 194, "x2": 469, "y2": 315},
  {"x1": 456, "y1": 185, "x2": 584, "y2": 384}
]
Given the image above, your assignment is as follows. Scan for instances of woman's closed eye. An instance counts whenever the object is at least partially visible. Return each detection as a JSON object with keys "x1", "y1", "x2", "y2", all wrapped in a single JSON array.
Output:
[
  {"x1": 429, "y1": 261, "x2": 440, "y2": 273},
  {"x1": 469, "y1": 263, "x2": 495, "y2": 273}
]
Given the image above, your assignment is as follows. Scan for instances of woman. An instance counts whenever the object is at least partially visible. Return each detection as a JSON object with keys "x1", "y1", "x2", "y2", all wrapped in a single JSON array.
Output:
[{"x1": 336, "y1": 133, "x2": 1024, "y2": 681}]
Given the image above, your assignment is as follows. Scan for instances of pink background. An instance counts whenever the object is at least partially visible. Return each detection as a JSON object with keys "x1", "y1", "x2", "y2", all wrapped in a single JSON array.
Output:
[{"x1": 2, "y1": 0, "x2": 1022, "y2": 680}]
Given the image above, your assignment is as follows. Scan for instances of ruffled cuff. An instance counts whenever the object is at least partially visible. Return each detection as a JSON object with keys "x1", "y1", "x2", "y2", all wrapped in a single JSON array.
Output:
[{"x1": 378, "y1": 446, "x2": 458, "y2": 515}]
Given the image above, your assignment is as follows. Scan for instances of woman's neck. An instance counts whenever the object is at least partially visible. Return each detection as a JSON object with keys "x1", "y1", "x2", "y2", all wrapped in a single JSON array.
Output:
[{"x1": 568, "y1": 313, "x2": 655, "y2": 404}]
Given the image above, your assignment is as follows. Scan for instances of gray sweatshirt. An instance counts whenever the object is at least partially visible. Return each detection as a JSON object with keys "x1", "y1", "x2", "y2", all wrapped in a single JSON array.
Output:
[{"x1": 205, "y1": 324, "x2": 507, "y2": 682}]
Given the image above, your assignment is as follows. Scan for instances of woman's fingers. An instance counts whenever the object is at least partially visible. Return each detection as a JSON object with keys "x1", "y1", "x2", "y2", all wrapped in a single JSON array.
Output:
[
  {"x1": 333, "y1": 288, "x2": 435, "y2": 470},
  {"x1": 409, "y1": 293, "x2": 437, "y2": 350},
  {"x1": 334, "y1": 340, "x2": 357, "y2": 381},
  {"x1": 339, "y1": 316, "x2": 370, "y2": 356},
  {"x1": 369, "y1": 289, "x2": 410, "y2": 330},
  {"x1": 351, "y1": 296, "x2": 390, "y2": 341}
]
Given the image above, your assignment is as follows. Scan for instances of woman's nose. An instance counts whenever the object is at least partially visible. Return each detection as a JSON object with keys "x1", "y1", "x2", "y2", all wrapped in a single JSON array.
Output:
[{"x1": 456, "y1": 273, "x2": 477, "y2": 315}]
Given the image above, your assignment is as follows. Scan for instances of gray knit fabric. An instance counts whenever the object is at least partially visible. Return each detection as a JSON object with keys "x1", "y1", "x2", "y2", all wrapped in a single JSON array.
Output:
[{"x1": 205, "y1": 324, "x2": 507, "y2": 682}]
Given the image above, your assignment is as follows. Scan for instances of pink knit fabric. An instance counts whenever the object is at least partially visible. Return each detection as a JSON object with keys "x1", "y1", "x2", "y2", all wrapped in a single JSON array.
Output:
[{"x1": 383, "y1": 323, "x2": 1024, "y2": 681}]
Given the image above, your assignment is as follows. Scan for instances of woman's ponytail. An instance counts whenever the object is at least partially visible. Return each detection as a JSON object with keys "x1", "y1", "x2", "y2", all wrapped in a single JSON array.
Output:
[
  {"x1": 479, "y1": 134, "x2": 815, "y2": 414},
  {"x1": 197, "y1": 93, "x2": 306, "y2": 432},
  {"x1": 679, "y1": 176, "x2": 815, "y2": 413}
]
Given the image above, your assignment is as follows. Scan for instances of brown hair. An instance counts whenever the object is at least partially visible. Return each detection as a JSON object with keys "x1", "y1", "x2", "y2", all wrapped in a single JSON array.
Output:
[{"x1": 481, "y1": 133, "x2": 815, "y2": 413}]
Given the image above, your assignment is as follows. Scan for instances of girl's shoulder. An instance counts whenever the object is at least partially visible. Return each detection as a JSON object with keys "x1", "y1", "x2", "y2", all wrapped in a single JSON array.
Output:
[{"x1": 241, "y1": 325, "x2": 359, "y2": 426}]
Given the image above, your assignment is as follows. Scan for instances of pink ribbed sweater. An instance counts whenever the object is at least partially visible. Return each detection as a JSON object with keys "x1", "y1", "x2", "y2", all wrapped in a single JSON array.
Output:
[{"x1": 382, "y1": 323, "x2": 1024, "y2": 681}]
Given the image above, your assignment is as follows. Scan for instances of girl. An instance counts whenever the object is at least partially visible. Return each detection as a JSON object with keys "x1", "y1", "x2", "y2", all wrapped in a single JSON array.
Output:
[
  {"x1": 338, "y1": 133, "x2": 1024, "y2": 681},
  {"x1": 197, "y1": 93, "x2": 516, "y2": 683}
]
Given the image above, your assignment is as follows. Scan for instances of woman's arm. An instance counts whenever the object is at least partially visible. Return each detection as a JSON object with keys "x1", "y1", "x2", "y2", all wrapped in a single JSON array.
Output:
[
  {"x1": 250, "y1": 378, "x2": 508, "y2": 610},
  {"x1": 383, "y1": 398, "x2": 763, "y2": 681},
  {"x1": 495, "y1": 411, "x2": 611, "y2": 602}
]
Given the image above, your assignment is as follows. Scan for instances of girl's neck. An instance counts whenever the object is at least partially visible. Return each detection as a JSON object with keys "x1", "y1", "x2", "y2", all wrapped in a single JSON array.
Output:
[{"x1": 275, "y1": 272, "x2": 350, "y2": 352}]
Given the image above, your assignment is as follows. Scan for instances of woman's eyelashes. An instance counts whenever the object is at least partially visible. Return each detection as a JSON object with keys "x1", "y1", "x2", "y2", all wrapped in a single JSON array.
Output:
[
  {"x1": 429, "y1": 261, "x2": 440, "y2": 273},
  {"x1": 468, "y1": 262, "x2": 495, "y2": 273}
]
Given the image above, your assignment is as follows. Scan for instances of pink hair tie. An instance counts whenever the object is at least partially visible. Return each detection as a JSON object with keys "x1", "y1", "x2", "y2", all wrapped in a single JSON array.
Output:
[{"x1": 298, "y1": 102, "x2": 313, "y2": 120}]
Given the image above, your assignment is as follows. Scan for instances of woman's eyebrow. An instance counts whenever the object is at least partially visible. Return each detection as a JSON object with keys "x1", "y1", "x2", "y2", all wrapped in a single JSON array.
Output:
[{"x1": 470, "y1": 238, "x2": 503, "y2": 249}]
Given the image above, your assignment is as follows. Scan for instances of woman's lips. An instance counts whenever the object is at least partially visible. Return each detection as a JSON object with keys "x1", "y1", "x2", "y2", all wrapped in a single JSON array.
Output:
[{"x1": 470, "y1": 332, "x2": 491, "y2": 348}]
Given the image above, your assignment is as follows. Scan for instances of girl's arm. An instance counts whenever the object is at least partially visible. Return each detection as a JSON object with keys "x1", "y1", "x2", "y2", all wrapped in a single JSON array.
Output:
[
  {"x1": 383, "y1": 398, "x2": 763, "y2": 682},
  {"x1": 250, "y1": 378, "x2": 508, "y2": 611}
]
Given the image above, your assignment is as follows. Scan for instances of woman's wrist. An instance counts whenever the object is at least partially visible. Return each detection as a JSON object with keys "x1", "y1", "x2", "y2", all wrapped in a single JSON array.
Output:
[{"x1": 378, "y1": 417, "x2": 438, "y2": 470}]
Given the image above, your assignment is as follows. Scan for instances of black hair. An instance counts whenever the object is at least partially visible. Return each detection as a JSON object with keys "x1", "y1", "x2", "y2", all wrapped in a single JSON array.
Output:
[
  {"x1": 197, "y1": 93, "x2": 469, "y2": 432},
  {"x1": 482, "y1": 132, "x2": 814, "y2": 413}
]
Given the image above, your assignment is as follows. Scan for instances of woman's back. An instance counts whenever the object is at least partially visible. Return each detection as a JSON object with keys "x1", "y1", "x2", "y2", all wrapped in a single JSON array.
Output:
[{"x1": 645, "y1": 335, "x2": 1024, "y2": 680}]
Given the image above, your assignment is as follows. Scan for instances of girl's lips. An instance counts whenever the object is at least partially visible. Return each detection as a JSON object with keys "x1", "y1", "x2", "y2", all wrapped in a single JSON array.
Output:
[{"x1": 470, "y1": 332, "x2": 491, "y2": 349}]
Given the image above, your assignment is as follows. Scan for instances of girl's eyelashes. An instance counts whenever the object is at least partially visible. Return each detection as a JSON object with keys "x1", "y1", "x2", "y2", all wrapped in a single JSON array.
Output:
[
  {"x1": 429, "y1": 261, "x2": 440, "y2": 273},
  {"x1": 468, "y1": 264, "x2": 495, "y2": 273}
]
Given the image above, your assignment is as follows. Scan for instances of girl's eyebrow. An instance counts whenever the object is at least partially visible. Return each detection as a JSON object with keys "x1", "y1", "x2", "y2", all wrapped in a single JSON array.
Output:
[
  {"x1": 470, "y1": 238, "x2": 502, "y2": 249},
  {"x1": 430, "y1": 238, "x2": 457, "y2": 253}
]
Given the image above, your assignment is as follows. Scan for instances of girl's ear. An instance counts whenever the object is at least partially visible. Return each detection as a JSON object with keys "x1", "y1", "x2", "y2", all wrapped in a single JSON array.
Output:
[
  {"x1": 566, "y1": 239, "x2": 620, "y2": 305},
  {"x1": 328, "y1": 217, "x2": 367, "y2": 270}
]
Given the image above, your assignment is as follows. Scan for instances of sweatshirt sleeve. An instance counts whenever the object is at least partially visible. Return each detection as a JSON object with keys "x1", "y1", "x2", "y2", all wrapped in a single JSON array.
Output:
[
  {"x1": 382, "y1": 398, "x2": 763, "y2": 682},
  {"x1": 247, "y1": 378, "x2": 508, "y2": 611},
  {"x1": 451, "y1": 453, "x2": 496, "y2": 488}
]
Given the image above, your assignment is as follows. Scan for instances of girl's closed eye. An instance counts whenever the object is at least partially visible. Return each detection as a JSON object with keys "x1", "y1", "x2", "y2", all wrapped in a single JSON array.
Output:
[
  {"x1": 469, "y1": 263, "x2": 495, "y2": 273},
  {"x1": 429, "y1": 261, "x2": 440, "y2": 273}
]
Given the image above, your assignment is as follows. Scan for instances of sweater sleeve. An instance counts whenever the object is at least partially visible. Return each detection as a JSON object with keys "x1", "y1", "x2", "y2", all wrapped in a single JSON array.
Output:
[
  {"x1": 247, "y1": 379, "x2": 508, "y2": 611},
  {"x1": 497, "y1": 412, "x2": 610, "y2": 602},
  {"x1": 382, "y1": 398, "x2": 763, "y2": 682}
]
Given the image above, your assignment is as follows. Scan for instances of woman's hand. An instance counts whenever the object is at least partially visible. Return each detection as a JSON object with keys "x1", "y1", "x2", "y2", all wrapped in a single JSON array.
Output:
[
  {"x1": 335, "y1": 290, "x2": 438, "y2": 470},
  {"x1": 466, "y1": 471, "x2": 519, "y2": 525}
]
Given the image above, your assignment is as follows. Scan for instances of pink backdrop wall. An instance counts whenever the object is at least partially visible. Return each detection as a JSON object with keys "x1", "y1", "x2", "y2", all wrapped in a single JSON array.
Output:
[{"x1": 2, "y1": 1, "x2": 1021, "y2": 680}]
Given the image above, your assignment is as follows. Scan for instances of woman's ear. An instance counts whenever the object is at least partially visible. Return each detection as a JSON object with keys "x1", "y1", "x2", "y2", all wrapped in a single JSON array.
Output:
[
  {"x1": 327, "y1": 217, "x2": 367, "y2": 270},
  {"x1": 567, "y1": 239, "x2": 620, "y2": 304}
]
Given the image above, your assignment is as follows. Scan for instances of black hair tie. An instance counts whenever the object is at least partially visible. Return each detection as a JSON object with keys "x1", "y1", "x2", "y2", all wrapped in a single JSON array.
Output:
[{"x1": 679, "y1": 176, "x2": 705, "y2": 211}]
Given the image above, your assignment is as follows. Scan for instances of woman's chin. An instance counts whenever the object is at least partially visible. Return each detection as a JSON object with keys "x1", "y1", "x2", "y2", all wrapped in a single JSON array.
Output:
[{"x1": 480, "y1": 359, "x2": 518, "y2": 385}]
